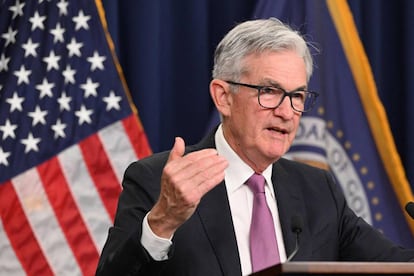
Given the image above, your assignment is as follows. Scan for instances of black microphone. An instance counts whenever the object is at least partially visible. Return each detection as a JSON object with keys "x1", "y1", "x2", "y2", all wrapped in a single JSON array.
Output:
[
  {"x1": 405, "y1": 202, "x2": 414, "y2": 220},
  {"x1": 286, "y1": 215, "x2": 303, "y2": 262}
]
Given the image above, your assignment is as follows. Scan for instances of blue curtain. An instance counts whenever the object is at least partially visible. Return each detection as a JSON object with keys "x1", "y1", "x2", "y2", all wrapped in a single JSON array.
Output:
[
  {"x1": 101, "y1": 0, "x2": 255, "y2": 153},
  {"x1": 101, "y1": 0, "x2": 414, "y2": 189},
  {"x1": 348, "y1": 0, "x2": 414, "y2": 188}
]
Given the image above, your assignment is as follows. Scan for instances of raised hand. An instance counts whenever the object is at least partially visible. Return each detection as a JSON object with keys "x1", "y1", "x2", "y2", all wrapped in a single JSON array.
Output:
[{"x1": 148, "y1": 137, "x2": 228, "y2": 238}]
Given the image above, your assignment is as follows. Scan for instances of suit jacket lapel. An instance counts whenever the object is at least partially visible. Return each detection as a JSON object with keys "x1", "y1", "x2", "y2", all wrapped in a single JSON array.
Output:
[
  {"x1": 191, "y1": 127, "x2": 242, "y2": 275},
  {"x1": 272, "y1": 160, "x2": 311, "y2": 260},
  {"x1": 197, "y1": 182, "x2": 242, "y2": 275}
]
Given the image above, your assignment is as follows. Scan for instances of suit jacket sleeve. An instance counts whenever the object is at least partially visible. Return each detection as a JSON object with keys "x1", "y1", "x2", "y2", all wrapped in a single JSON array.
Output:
[
  {"x1": 277, "y1": 159, "x2": 414, "y2": 261},
  {"x1": 332, "y1": 173, "x2": 414, "y2": 261},
  {"x1": 96, "y1": 151, "x2": 171, "y2": 276}
]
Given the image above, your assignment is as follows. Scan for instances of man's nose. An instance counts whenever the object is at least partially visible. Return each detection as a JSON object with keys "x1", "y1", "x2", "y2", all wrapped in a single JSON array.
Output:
[{"x1": 273, "y1": 96, "x2": 295, "y2": 118}]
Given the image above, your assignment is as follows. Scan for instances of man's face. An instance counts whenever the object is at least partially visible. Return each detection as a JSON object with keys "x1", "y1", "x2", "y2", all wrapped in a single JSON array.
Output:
[{"x1": 222, "y1": 50, "x2": 307, "y2": 172}]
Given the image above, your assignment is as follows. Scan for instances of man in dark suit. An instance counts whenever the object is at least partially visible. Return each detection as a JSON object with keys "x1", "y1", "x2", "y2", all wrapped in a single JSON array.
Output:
[{"x1": 96, "y1": 18, "x2": 414, "y2": 276}]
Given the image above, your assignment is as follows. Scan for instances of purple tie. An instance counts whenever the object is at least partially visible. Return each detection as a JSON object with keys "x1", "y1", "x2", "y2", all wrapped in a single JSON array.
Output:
[{"x1": 247, "y1": 173, "x2": 280, "y2": 272}]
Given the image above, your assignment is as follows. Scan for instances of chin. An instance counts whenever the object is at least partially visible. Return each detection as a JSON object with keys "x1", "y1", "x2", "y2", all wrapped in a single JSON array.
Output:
[
  {"x1": 267, "y1": 141, "x2": 288, "y2": 154},
  {"x1": 263, "y1": 148, "x2": 285, "y2": 162}
]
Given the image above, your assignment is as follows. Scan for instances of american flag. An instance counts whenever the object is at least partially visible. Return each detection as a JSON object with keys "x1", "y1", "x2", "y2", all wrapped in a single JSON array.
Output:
[{"x1": 0, "y1": 0, "x2": 152, "y2": 275}]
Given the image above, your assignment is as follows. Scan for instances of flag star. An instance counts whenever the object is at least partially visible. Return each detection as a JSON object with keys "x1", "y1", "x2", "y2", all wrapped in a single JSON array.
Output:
[
  {"x1": 72, "y1": 10, "x2": 91, "y2": 30},
  {"x1": 35, "y1": 78, "x2": 55, "y2": 98},
  {"x1": 13, "y1": 65, "x2": 31, "y2": 85},
  {"x1": 51, "y1": 118, "x2": 67, "y2": 139},
  {"x1": 0, "y1": 53, "x2": 10, "y2": 72},
  {"x1": 29, "y1": 11, "x2": 46, "y2": 31},
  {"x1": 21, "y1": 132, "x2": 41, "y2": 153},
  {"x1": 62, "y1": 65, "x2": 76, "y2": 84},
  {"x1": 6, "y1": 92, "x2": 24, "y2": 112},
  {"x1": 1, "y1": 27, "x2": 17, "y2": 47},
  {"x1": 43, "y1": 50, "x2": 61, "y2": 71},
  {"x1": 0, "y1": 147, "x2": 11, "y2": 166},
  {"x1": 9, "y1": 0, "x2": 25, "y2": 19},
  {"x1": 87, "y1": 51, "x2": 106, "y2": 71},
  {"x1": 28, "y1": 105, "x2": 48, "y2": 126},
  {"x1": 75, "y1": 104, "x2": 93, "y2": 125},
  {"x1": 57, "y1": 0, "x2": 69, "y2": 16},
  {"x1": 0, "y1": 119, "x2": 18, "y2": 140},
  {"x1": 50, "y1": 22, "x2": 65, "y2": 43},
  {"x1": 103, "y1": 90, "x2": 122, "y2": 111},
  {"x1": 66, "y1": 37, "x2": 83, "y2": 57},
  {"x1": 57, "y1": 91, "x2": 72, "y2": 111},
  {"x1": 22, "y1": 38, "x2": 39, "y2": 57},
  {"x1": 80, "y1": 77, "x2": 99, "y2": 98}
]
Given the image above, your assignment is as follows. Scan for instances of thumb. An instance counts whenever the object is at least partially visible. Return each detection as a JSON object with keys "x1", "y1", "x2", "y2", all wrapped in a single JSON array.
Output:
[{"x1": 167, "y1": 137, "x2": 185, "y2": 163}]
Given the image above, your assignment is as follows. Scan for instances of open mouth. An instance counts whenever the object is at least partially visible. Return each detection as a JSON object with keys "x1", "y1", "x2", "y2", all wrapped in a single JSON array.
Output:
[{"x1": 266, "y1": 127, "x2": 288, "y2": 135}]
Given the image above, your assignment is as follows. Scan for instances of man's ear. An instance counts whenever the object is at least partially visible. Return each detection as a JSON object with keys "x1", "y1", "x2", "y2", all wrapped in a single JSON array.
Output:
[{"x1": 210, "y1": 79, "x2": 232, "y2": 117}]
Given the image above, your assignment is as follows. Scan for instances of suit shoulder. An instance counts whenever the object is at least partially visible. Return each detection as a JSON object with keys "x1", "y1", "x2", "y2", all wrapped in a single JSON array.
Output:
[
  {"x1": 125, "y1": 150, "x2": 170, "y2": 177},
  {"x1": 277, "y1": 157, "x2": 329, "y2": 175},
  {"x1": 124, "y1": 142, "x2": 206, "y2": 176}
]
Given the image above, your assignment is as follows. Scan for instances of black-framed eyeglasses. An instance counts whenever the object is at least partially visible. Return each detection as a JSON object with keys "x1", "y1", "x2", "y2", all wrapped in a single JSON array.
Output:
[{"x1": 225, "y1": 81, "x2": 319, "y2": 112}]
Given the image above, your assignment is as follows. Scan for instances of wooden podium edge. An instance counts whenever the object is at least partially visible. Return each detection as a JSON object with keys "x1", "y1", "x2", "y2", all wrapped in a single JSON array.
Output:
[{"x1": 252, "y1": 262, "x2": 414, "y2": 275}]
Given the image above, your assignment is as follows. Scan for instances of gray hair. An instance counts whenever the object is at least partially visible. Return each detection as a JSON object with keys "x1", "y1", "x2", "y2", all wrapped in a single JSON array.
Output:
[{"x1": 212, "y1": 18, "x2": 314, "y2": 82}]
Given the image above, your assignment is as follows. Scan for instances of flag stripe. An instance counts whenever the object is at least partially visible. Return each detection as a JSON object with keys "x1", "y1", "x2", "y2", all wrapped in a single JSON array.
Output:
[
  {"x1": 37, "y1": 157, "x2": 99, "y2": 276},
  {"x1": 122, "y1": 114, "x2": 152, "y2": 158},
  {"x1": 0, "y1": 219, "x2": 26, "y2": 276},
  {"x1": 98, "y1": 118, "x2": 138, "y2": 183},
  {"x1": 326, "y1": 0, "x2": 414, "y2": 235},
  {"x1": 58, "y1": 145, "x2": 113, "y2": 252},
  {"x1": 12, "y1": 169, "x2": 82, "y2": 276},
  {"x1": 79, "y1": 133, "x2": 122, "y2": 220},
  {"x1": 0, "y1": 182, "x2": 53, "y2": 276},
  {"x1": 0, "y1": 0, "x2": 153, "y2": 272}
]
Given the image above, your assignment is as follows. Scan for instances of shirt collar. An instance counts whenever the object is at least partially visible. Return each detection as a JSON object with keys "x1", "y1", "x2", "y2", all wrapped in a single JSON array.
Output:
[{"x1": 215, "y1": 124, "x2": 274, "y2": 195}]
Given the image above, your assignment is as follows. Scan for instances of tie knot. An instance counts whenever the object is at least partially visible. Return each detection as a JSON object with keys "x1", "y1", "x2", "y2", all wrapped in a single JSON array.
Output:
[{"x1": 246, "y1": 173, "x2": 265, "y2": 194}]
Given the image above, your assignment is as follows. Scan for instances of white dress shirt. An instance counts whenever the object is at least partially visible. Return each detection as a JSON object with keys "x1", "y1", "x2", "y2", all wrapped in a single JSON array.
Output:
[
  {"x1": 215, "y1": 125, "x2": 286, "y2": 275},
  {"x1": 141, "y1": 125, "x2": 286, "y2": 275}
]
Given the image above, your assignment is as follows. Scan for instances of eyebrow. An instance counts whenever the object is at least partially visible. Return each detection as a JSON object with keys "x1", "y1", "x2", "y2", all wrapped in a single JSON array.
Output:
[{"x1": 264, "y1": 79, "x2": 308, "y2": 92}]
